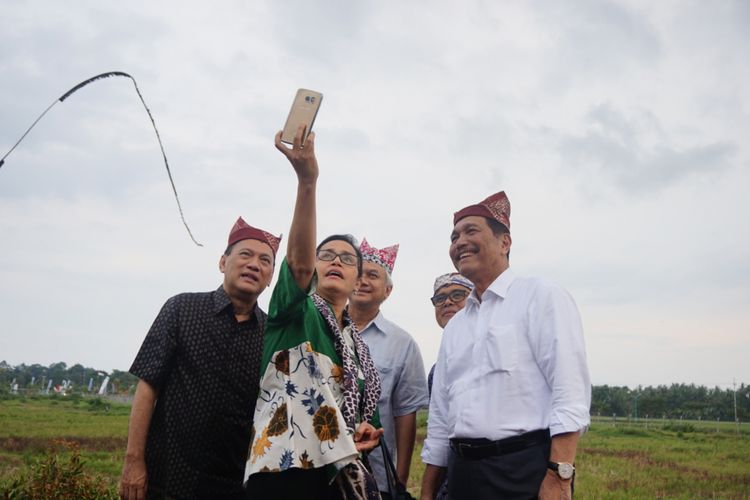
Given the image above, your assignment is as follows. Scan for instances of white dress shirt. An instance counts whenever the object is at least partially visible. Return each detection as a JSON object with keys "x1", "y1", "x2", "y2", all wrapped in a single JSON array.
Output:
[{"x1": 421, "y1": 268, "x2": 591, "y2": 467}]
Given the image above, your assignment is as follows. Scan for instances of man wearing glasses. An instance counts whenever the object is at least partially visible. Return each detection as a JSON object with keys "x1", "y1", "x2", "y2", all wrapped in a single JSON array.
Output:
[
  {"x1": 349, "y1": 239, "x2": 429, "y2": 499},
  {"x1": 421, "y1": 191, "x2": 591, "y2": 500},
  {"x1": 425, "y1": 272, "x2": 472, "y2": 500},
  {"x1": 427, "y1": 273, "x2": 473, "y2": 397}
]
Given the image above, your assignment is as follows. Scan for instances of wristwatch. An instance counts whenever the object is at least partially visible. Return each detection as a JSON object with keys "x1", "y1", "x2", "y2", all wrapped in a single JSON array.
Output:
[{"x1": 548, "y1": 461, "x2": 575, "y2": 480}]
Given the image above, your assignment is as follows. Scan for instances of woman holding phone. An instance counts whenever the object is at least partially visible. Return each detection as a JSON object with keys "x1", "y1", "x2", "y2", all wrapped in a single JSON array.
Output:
[{"x1": 244, "y1": 126, "x2": 383, "y2": 499}]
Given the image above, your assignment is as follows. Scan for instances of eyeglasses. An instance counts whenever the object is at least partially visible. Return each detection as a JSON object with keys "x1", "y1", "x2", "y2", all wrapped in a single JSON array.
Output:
[
  {"x1": 430, "y1": 289, "x2": 470, "y2": 306},
  {"x1": 317, "y1": 249, "x2": 358, "y2": 266}
]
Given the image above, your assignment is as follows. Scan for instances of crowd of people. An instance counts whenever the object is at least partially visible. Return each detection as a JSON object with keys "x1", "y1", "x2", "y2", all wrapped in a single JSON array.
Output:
[{"x1": 119, "y1": 126, "x2": 591, "y2": 500}]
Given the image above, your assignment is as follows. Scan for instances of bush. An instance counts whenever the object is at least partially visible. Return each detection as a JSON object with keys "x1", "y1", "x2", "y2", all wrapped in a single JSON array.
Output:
[
  {"x1": 0, "y1": 440, "x2": 117, "y2": 499},
  {"x1": 87, "y1": 397, "x2": 111, "y2": 413},
  {"x1": 617, "y1": 427, "x2": 649, "y2": 437},
  {"x1": 662, "y1": 422, "x2": 696, "y2": 433}
]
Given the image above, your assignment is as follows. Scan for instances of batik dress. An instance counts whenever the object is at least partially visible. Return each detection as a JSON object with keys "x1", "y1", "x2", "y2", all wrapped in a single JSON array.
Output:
[{"x1": 246, "y1": 259, "x2": 381, "y2": 482}]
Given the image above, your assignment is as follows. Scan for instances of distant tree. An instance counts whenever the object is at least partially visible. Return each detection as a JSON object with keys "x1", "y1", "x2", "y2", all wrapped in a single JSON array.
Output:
[
  {"x1": 47, "y1": 362, "x2": 68, "y2": 387},
  {"x1": 109, "y1": 369, "x2": 138, "y2": 393},
  {"x1": 590, "y1": 385, "x2": 631, "y2": 417},
  {"x1": 0, "y1": 362, "x2": 140, "y2": 395},
  {"x1": 67, "y1": 364, "x2": 87, "y2": 389},
  {"x1": 590, "y1": 382, "x2": 746, "y2": 421}
]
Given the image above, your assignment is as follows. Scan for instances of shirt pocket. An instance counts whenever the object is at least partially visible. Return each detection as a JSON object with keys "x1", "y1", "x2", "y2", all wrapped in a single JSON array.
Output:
[
  {"x1": 376, "y1": 366, "x2": 393, "y2": 402},
  {"x1": 484, "y1": 324, "x2": 518, "y2": 373}
]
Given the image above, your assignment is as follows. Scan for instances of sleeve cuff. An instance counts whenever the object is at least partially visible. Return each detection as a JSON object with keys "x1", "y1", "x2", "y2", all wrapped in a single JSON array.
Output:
[
  {"x1": 393, "y1": 399, "x2": 430, "y2": 418},
  {"x1": 420, "y1": 437, "x2": 450, "y2": 467},
  {"x1": 549, "y1": 406, "x2": 591, "y2": 436}
]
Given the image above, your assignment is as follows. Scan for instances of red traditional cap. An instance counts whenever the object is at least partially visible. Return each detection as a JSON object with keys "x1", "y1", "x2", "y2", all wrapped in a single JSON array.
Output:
[
  {"x1": 359, "y1": 238, "x2": 399, "y2": 274},
  {"x1": 227, "y1": 217, "x2": 281, "y2": 255},
  {"x1": 453, "y1": 190, "x2": 511, "y2": 230}
]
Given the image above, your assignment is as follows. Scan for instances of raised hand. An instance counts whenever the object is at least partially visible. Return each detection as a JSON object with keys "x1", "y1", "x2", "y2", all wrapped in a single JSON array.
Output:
[{"x1": 275, "y1": 124, "x2": 318, "y2": 185}]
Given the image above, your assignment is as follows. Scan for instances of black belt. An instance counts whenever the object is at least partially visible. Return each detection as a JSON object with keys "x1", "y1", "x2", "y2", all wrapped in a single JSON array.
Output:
[{"x1": 450, "y1": 429, "x2": 550, "y2": 460}]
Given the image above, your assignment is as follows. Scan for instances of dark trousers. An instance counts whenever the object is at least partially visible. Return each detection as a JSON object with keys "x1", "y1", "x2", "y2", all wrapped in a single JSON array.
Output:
[
  {"x1": 446, "y1": 431, "x2": 551, "y2": 500},
  {"x1": 244, "y1": 468, "x2": 343, "y2": 500}
]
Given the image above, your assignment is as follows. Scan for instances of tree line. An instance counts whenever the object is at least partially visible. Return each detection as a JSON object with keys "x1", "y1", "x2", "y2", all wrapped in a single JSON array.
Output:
[
  {"x1": 592, "y1": 383, "x2": 749, "y2": 422},
  {"x1": 1, "y1": 361, "x2": 748, "y2": 421},
  {"x1": 0, "y1": 360, "x2": 138, "y2": 395}
]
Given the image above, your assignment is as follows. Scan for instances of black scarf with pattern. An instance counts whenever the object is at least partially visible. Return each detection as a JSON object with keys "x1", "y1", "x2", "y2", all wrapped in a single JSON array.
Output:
[{"x1": 310, "y1": 293, "x2": 381, "y2": 432}]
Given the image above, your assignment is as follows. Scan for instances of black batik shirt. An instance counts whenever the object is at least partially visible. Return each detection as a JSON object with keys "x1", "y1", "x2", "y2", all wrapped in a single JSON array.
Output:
[{"x1": 130, "y1": 286, "x2": 265, "y2": 500}]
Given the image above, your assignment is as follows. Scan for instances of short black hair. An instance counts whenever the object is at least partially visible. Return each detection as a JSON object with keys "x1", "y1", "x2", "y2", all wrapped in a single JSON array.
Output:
[
  {"x1": 316, "y1": 234, "x2": 363, "y2": 277},
  {"x1": 487, "y1": 218, "x2": 508, "y2": 237},
  {"x1": 486, "y1": 218, "x2": 511, "y2": 260}
]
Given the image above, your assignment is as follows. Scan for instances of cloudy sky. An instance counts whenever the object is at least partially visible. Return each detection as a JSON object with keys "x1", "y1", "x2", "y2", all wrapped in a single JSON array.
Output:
[{"x1": 1, "y1": 1, "x2": 748, "y2": 389}]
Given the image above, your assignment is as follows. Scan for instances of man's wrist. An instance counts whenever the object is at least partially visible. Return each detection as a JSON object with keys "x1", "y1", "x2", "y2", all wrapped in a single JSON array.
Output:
[
  {"x1": 546, "y1": 468, "x2": 572, "y2": 478},
  {"x1": 547, "y1": 461, "x2": 575, "y2": 480}
]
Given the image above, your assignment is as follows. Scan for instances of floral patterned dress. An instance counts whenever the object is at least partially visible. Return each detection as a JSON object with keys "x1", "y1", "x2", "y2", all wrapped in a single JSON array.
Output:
[{"x1": 245, "y1": 259, "x2": 381, "y2": 485}]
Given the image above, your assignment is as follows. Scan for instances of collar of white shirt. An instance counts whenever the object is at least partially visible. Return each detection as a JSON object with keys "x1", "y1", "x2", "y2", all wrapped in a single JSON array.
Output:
[{"x1": 466, "y1": 267, "x2": 516, "y2": 307}]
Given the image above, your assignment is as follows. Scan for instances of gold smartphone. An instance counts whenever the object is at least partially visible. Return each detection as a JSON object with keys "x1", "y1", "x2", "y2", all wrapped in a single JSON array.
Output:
[{"x1": 281, "y1": 88, "x2": 323, "y2": 145}]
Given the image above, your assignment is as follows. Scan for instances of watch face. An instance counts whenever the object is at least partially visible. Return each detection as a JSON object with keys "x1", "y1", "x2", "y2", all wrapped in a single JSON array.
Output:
[{"x1": 557, "y1": 462, "x2": 575, "y2": 479}]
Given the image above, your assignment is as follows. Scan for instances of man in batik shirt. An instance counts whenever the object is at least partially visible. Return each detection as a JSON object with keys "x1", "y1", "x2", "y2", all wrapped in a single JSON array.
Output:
[{"x1": 120, "y1": 218, "x2": 280, "y2": 500}]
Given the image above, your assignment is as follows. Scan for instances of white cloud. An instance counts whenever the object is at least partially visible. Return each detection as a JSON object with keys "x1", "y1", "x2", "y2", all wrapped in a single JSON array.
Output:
[{"x1": 1, "y1": 0, "x2": 748, "y2": 387}]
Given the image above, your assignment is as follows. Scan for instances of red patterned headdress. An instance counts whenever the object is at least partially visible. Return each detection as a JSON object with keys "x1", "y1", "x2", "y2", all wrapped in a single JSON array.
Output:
[
  {"x1": 227, "y1": 217, "x2": 282, "y2": 255},
  {"x1": 453, "y1": 190, "x2": 511, "y2": 230},
  {"x1": 359, "y1": 238, "x2": 399, "y2": 274}
]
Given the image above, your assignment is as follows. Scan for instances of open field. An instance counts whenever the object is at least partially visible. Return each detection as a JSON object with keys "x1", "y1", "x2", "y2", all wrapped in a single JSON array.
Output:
[
  {"x1": 2, "y1": 396, "x2": 749, "y2": 498},
  {"x1": 0, "y1": 395, "x2": 129, "y2": 491}
]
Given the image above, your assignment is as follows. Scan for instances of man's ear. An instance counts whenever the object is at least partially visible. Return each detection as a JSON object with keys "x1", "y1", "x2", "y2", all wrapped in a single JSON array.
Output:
[
  {"x1": 501, "y1": 233, "x2": 512, "y2": 255},
  {"x1": 384, "y1": 285, "x2": 393, "y2": 300},
  {"x1": 219, "y1": 254, "x2": 227, "y2": 273}
]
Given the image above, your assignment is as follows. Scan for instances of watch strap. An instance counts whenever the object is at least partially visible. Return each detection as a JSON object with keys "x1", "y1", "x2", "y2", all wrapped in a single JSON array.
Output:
[{"x1": 548, "y1": 461, "x2": 575, "y2": 479}]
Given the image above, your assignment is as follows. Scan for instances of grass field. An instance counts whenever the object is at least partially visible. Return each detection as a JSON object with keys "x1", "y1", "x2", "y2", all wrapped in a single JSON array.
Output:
[{"x1": 2, "y1": 396, "x2": 749, "y2": 498}]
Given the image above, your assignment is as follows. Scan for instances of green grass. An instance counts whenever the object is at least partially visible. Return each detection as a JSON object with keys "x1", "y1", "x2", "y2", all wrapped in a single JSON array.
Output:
[
  {"x1": 406, "y1": 412, "x2": 750, "y2": 498},
  {"x1": 575, "y1": 420, "x2": 750, "y2": 498},
  {"x1": 0, "y1": 396, "x2": 129, "y2": 492},
  {"x1": 2, "y1": 398, "x2": 749, "y2": 498}
]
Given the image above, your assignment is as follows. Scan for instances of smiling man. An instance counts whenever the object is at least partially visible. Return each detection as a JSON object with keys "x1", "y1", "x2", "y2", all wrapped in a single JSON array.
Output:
[
  {"x1": 421, "y1": 191, "x2": 591, "y2": 500},
  {"x1": 427, "y1": 272, "x2": 473, "y2": 398},
  {"x1": 349, "y1": 238, "x2": 429, "y2": 498},
  {"x1": 120, "y1": 218, "x2": 280, "y2": 500}
]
